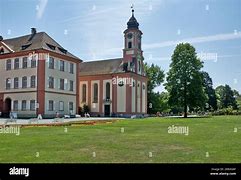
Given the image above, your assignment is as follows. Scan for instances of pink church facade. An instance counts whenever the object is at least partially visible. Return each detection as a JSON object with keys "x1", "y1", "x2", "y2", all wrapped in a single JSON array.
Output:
[{"x1": 79, "y1": 9, "x2": 148, "y2": 117}]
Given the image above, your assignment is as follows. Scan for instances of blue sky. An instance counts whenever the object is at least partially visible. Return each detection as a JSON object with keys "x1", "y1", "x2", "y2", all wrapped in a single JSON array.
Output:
[{"x1": 1, "y1": 0, "x2": 241, "y2": 93}]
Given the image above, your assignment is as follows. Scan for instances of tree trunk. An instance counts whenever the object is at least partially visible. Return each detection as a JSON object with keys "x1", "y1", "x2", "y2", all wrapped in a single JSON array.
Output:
[
  {"x1": 184, "y1": 80, "x2": 187, "y2": 118},
  {"x1": 184, "y1": 105, "x2": 187, "y2": 118}
]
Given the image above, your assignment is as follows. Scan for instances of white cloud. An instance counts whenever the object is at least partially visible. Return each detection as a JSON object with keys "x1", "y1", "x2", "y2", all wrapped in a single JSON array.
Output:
[
  {"x1": 36, "y1": 0, "x2": 48, "y2": 20},
  {"x1": 151, "y1": 53, "x2": 241, "y2": 64},
  {"x1": 89, "y1": 31, "x2": 241, "y2": 59},
  {"x1": 143, "y1": 32, "x2": 241, "y2": 50}
]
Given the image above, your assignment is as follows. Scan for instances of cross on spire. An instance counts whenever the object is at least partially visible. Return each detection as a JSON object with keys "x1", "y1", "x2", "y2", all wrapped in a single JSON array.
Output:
[{"x1": 131, "y1": 4, "x2": 134, "y2": 15}]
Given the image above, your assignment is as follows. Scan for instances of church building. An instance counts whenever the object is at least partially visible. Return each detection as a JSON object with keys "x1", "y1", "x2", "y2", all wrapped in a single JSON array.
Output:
[{"x1": 79, "y1": 9, "x2": 147, "y2": 117}]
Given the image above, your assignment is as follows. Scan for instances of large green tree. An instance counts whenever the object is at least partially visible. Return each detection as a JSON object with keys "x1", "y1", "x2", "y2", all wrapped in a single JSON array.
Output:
[
  {"x1": 201, "y1": 71, "x2": 217, "y2": 111},
  {"x1": 165, "y1": 43, "x2": 206, "y2": 118},
  {"x1": 215, "y1": 85, "x2": 238, "y2": 109},
  {"x1": 144, "y1": 63, "x2": 165, "y2": 114}
]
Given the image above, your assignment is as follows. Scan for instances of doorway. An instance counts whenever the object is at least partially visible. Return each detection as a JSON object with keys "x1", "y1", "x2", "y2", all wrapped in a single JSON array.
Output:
[
  {"x1": 0, "y1": 99, "x2": 3, "y2": 117},
  {"x1": 104, "y1": 105, "x2": 110, "y2": 117},
  {"x1": 4, "y1": 98, "x2": 11, "y2": 117}
]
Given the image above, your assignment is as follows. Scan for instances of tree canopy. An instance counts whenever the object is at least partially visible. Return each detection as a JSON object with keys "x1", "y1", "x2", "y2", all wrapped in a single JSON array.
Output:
[
  {"x1": 165, "y1": 43, "x2": 206, "y2": 117},
  {"x1": 215, "y1": 85, "x2": 238, "y2": 110},
  {"x1": 201, "y1": 71, "x2": 217, "y2": 111},
  {"x1": 144, "y1": 63, "x2": 165, "y2": 114}
]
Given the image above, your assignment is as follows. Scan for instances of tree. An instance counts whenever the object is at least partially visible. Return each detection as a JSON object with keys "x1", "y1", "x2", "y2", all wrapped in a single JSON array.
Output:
[
  {"x1": 201, "y1": 71, "x2": 217, "y2": 111},
  {"x1": 148, "y1": 92, "x2": 161, "y2": 113},
  {"x1": 159, "y1": 92, "x2": 171, "y2": 113},
  {"x1": 215, "y1": 85, "x2": 225, "y2": 109},
  {"x1": 216, "y1": 85, "x2": 238, "y2": 109},
  {"x1": 144, "y1": 63, "x2": 165, "y2": 114},
  {"x1": 233, "y1": 90, "x2": 241, "y2": 110},
  {"x1": 165, "y1": 43, "x2": 206, "y2": 118},
  {"x1": 83, "y1": 104, "x2": 90, "y2": 113},
  {"x1": 149, "y1": 92, "x2": 171, "y2": 114},
  {"x1": 145, "y1": 91, "x2": 171, "y2": 114}
]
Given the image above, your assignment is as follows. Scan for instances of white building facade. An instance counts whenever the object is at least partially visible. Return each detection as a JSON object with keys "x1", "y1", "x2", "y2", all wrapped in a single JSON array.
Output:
[{"x1": 0, "y1": 30, "x2": 81, "y2": 118}]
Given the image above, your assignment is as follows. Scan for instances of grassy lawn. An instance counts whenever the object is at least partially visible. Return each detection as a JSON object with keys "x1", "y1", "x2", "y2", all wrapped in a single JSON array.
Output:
[{"x1": 0, "y1": 115, "x2": 240, "y2": 163}]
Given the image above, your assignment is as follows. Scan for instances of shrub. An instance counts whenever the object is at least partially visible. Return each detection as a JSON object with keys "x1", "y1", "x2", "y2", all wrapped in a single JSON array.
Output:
[
  {"x1": 83, "y1": 104, "x2": 90, "y2": 114},
  {"x1": 212, "y1": 107, "x2": 241, "y2": 116},
  {"x1": 78, "y1": 105, "x2": 90, "y2": 116},
  {"x1": 78, "y1": 107, "x2": 82, "y2": 115}
]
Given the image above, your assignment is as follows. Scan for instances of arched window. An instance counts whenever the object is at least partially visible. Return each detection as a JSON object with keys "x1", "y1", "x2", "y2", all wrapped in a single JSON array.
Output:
[
  {"x1": 106, "y1": 82, "x2": 110, "y2": 100},
  {"x1": 128, "y1": 42, "x2": 132, "y2": 49},
  {"x1": 82, "y1": 84, "x2": 86, "y2": 103},
  {"x1": 138, "y1": 61, "x2": 141, "y2": 72},
  {"x1": 93, "y1": 83, "x2": 98, "y2": 103}
]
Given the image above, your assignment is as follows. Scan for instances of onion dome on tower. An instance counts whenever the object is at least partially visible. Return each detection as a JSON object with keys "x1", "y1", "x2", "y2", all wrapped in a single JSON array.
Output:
[{"x1": 127, "y1": 9, "x2": 139, "y2": 29}]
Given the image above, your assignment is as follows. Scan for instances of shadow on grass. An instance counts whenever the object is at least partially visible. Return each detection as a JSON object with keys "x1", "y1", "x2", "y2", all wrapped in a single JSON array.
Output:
[{"x1": 163, "y1": 115, "x2": 212, "y2": 119}]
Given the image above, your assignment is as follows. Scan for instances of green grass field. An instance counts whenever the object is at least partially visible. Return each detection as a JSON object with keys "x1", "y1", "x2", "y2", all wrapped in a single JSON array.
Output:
[{"x1": 0, "y1": 116, "x2": 240, "y2": 163}]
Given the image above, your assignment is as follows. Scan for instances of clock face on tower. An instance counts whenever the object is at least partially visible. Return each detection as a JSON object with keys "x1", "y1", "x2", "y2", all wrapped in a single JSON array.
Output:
[{"x1": 127, "y1": 33, "x2": 133, "y2": 39}]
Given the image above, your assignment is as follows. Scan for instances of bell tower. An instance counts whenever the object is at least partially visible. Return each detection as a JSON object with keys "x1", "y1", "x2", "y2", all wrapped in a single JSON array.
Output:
[{"x1": 123, "y1": 8, "x2": 144, "y2": 75}]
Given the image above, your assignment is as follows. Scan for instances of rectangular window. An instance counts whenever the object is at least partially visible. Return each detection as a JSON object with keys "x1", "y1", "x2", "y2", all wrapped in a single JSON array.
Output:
[
  {"x1": 14, "y1": 58, "x2": 19, "y2": 69},
  {"x1": 69, "y1": 102, "x2": 73, "y2": 111},
  {"x1": 69, "y1": 63, "x2": 74, "y2": 74},
  {"x1": 49, "y1": 57, "x2": 54, "y2": 69},
  {"x1": 48, "y1": 100, "x2": 54, "y2": 111},
  {"x1": 22, "y1": 57, "x2": 28, "y2": 69},
  {"x1": 6, "y1": 59, "x2": 11, "y2": 70},
  {"x1": 22, "y1": 100, "x2": 27, "y2": 111},
  {"x1": 31, "y1": 76, "x2": 36, "y2": 88},
  {"x1": 59, "y1": 101, "x2": 64, "y2": 111},
  {"x1": 60, "y1": 60, "x2": 65, "y2": 71},
  {"x1": 6, "y1": 78, "x2": 11, "y2": 90},
  {"x1": 48, "y1": 77, "x2": 54, "y2": 89},
  {"x1": 13, "y1": 100, "x2": 18, "y2": 111},
  {"x1": 22, "y1": 76, "x2": 27, "y2": 88},
  {"x1": 60, "y1": 79, "x2": 64, "y2": 90},
  {"x1": 30, "y1": 100, "x2": 35, "y2": 111},
  {"x1": 69, "y1": 80, "x2": 74, "y2": 91},
  {"x1": 14, "y1": 77, "x2": 19, "y2": 89},
  {"x1": 31, "y1": 56, "x2": 37, "y2": 68}
]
